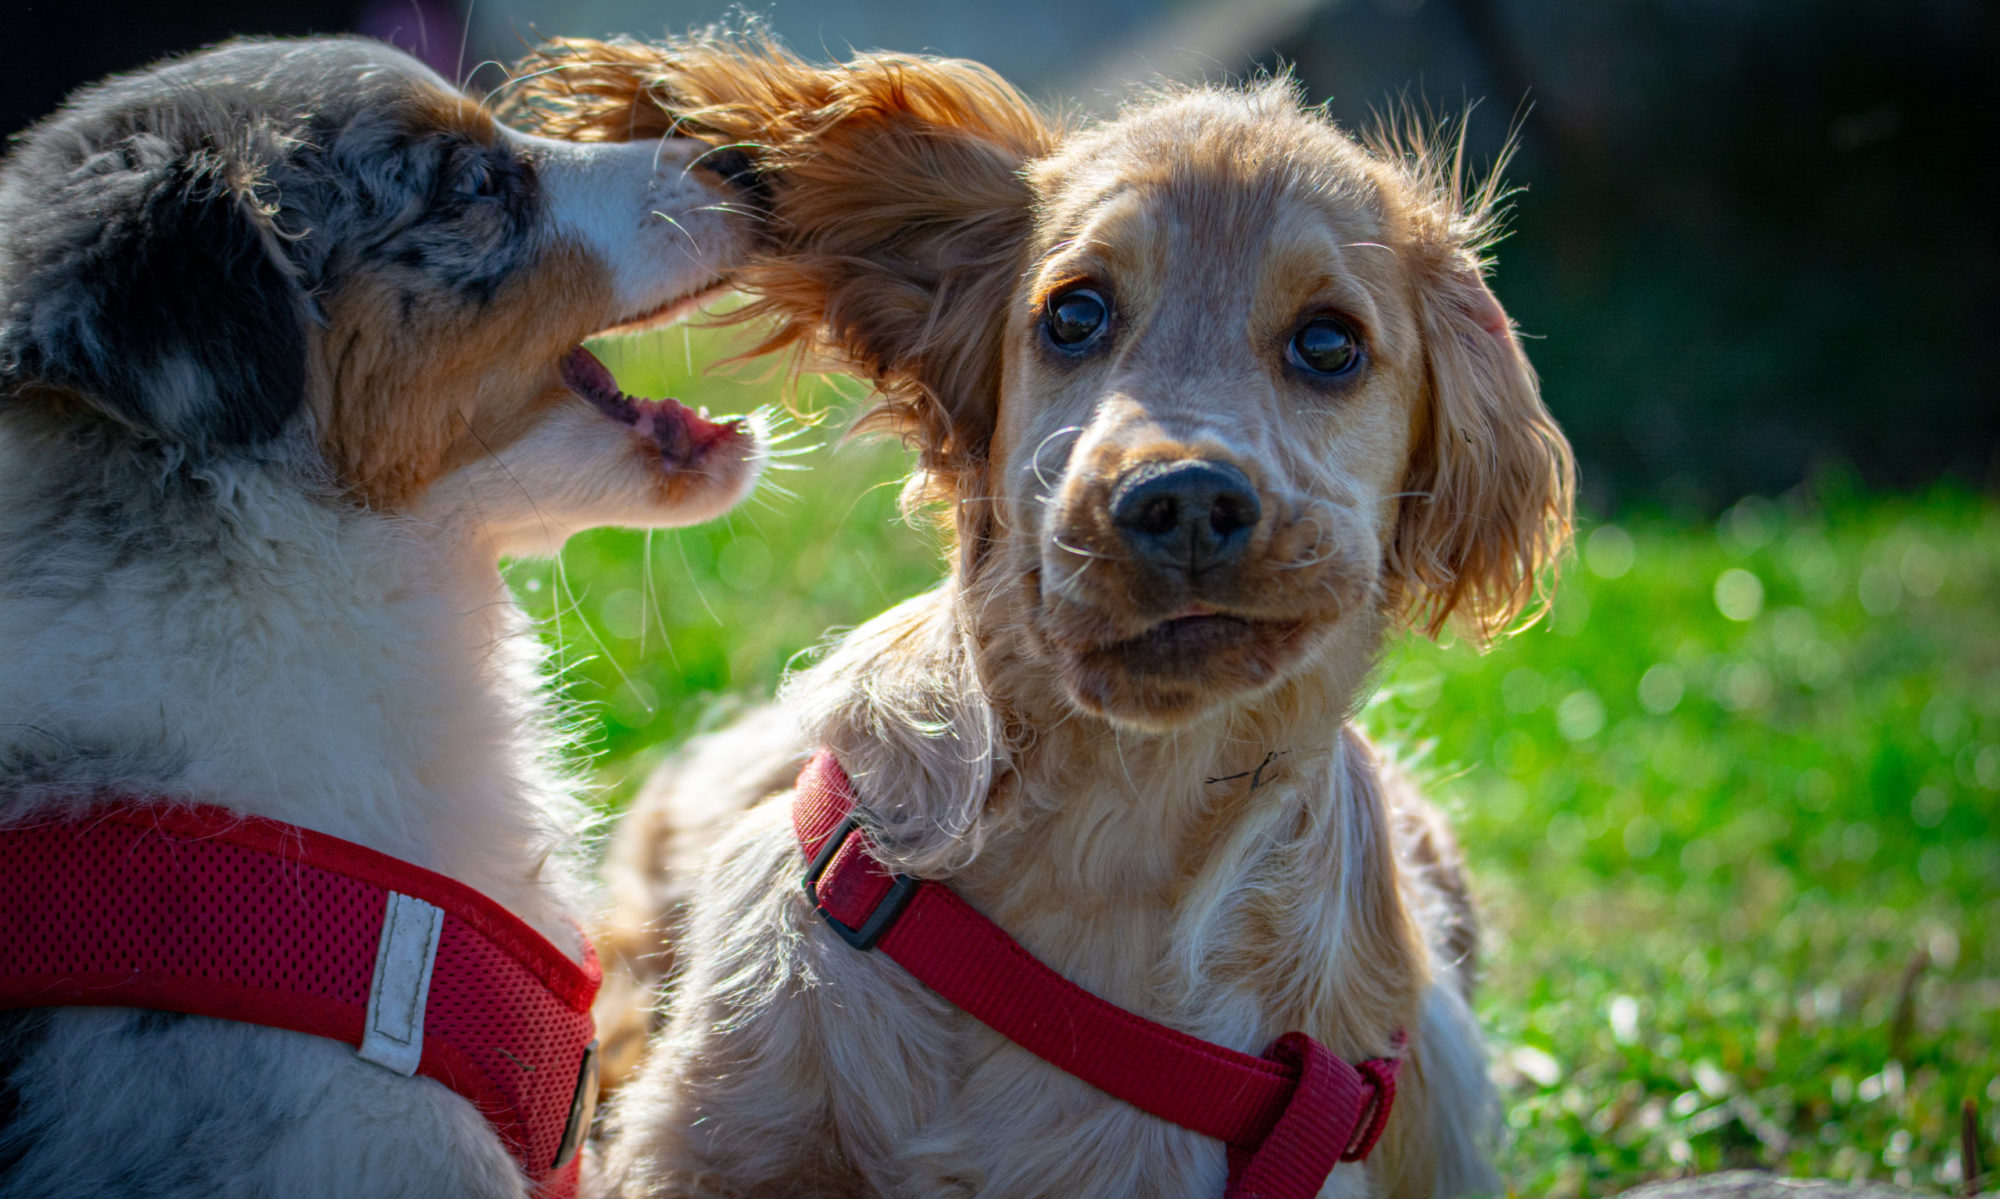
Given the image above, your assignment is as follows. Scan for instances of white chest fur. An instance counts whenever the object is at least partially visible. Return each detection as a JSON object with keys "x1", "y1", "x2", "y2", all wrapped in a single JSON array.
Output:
[{"x1": 0, "y1": 438, "x2": 585, "y2": 949}]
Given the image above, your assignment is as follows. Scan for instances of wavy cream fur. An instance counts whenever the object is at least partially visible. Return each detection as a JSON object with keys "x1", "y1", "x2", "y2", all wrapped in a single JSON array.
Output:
[{"x1": 519, "y1": 34, "x2": 1574, "y2": 1199}]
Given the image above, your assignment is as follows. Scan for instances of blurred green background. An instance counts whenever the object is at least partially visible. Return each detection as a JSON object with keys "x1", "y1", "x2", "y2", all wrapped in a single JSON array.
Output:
[
  {"x1": 12, "y1": 1, "x2": 1994, "y2": 511},
  {"x1": 9, "y1": 2, "x2": 1993, "y2": 1192}
]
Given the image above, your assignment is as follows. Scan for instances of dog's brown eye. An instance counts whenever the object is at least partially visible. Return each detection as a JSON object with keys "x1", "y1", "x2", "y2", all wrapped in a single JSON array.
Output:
[
  {"x1": 1045, "y1": 287, "x2": 1110, "y2": 350},
  {"x1": 1287, "y1": 317, "x2": 1361, "y2": 376}
]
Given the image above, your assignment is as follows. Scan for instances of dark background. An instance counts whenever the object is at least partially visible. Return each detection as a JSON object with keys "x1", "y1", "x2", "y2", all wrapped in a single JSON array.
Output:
[{"x1": 9, "y1": 0, "x2": 1993, "y2": 515}]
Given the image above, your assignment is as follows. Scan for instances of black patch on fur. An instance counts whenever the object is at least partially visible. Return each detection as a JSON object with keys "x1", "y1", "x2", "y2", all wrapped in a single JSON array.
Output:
[
  {"x1": 0, "y1": 36, "x2": 560, "y2": 454},
  {"x1": 125, "y1": 1010, "x2": 190, "y2": 1037},
  {"x1": 0, "y1": 133, "x2": 308, "y2": 447},
  {"x1": 0, "y1": 1010, "x2": 52, "y2": 1175},
  {"x1": 382, "y1": 138, "x2": 542, "y2": 308}
]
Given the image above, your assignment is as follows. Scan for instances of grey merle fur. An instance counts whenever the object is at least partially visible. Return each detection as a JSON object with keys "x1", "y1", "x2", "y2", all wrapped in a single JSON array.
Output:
[
  {"x1": 0, "y1": 37, "x2": 596, "y2": 1197},
  {"x1": 0, "y1": 37, "x2": 547, "y2": 451}
]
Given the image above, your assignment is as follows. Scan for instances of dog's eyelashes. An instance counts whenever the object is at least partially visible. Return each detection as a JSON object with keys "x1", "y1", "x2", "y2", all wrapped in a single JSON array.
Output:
[
  {"x1": 1286, "y1": 316, "x2": 1362, "y2": 377},
  {"x1": 1044, "y1": 286, "x2": 1111, "y2": 352}
]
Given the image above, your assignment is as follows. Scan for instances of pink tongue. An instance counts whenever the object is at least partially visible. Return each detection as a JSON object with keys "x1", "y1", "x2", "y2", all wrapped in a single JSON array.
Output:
[{"x1": 560, "y1": 345, "x2": 743, "y2": 461}]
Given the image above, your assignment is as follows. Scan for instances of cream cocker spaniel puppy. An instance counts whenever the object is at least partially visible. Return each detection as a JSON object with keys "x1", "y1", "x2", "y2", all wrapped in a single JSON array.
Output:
[{"x1": 524, "y1": 36, "x2": 1573, "y2": 1199}]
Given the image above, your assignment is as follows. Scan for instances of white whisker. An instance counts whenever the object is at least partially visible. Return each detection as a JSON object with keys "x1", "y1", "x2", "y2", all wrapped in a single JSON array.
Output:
[
  {"x1": 1042, "y1": 556, "x2": 1095, "y2": 602},
  {"x1": 672, "y1": 529, "x2": 724, "y2": 627},
  {"x1": 481, "y1": 60, "x2": 582, "y2": 107},
  {"x1": 1051, "y1": 536, "x2": 1113, "y2": 562},
  {"x1": 1028, "y1": 425, "x2": 1084, "y2": 492},
  {"x1": 649, "y1": 530, "x2": 688, "y2": 671},
  {"x1": 648, "y1": 210, "x2": 700, "y2": 250}
]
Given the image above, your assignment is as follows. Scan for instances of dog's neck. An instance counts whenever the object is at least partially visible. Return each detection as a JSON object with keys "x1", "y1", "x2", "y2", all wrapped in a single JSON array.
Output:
[
  {"x1": 798, "y1": 577, "x2": 1385, "y2": 877},
  {"x1": 791, "y1": 578, "x2": 1421, "y2": 1049},
  {"x1": 0, "y1": 420, "x2": 585, "y2": 947}
]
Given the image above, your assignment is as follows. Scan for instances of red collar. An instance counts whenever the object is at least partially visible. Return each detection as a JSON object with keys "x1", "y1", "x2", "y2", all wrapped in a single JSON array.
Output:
[
  {"x1": 794, "y1": 750, "x2": 1402, "y2": 1199},
  {"x1": 0, "y1": 803, "x2": 600, "y2": 1198}
]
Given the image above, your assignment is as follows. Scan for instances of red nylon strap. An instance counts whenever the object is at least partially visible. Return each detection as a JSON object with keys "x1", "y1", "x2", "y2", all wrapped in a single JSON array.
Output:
[
  {"x1": 794, "y1": 750, "x2": 1400, "y2": 1198},
  {"x1": 0, "y1": 804, "x2": 600, "y2": 1198}
]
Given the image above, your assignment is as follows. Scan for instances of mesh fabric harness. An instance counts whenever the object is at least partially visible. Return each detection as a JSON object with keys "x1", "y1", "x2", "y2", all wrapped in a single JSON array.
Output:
[
  {"x1": 794, "y1": 750, "x2": 1403, "y2": 1199},
  {"x1": 0, "y1": 804, "x2": 600, "y2": 1198}
]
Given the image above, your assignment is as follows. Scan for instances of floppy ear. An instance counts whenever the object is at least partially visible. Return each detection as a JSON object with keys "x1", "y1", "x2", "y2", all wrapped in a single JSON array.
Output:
[
  {"x1": 1388, "y1": 239, "x2": 1575, "y2": 644},
  {"x1": 0, "y1": 128, "x2": 308, "y2": 446},
  {"x1": 517, "y1": 37, "x2": 1056, "y2": 507}
]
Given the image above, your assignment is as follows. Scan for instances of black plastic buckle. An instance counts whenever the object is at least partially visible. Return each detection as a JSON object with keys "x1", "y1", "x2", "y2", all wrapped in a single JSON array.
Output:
[{"x1": 801, "y1": 815, "x2": 919, "y2": 951}]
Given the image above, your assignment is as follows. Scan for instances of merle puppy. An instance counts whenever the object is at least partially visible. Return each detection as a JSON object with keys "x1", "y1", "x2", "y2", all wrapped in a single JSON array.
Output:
[{"x1": 0, "y1": 37, "x2": 759, "y2": 1198}]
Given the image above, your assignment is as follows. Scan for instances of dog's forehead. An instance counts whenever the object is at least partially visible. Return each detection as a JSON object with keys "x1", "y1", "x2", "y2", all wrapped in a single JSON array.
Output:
[
  {"x1": 1029, "y1": 89, "x2": 1394, "y2": 289},
  {"x1": 1042, "y1": 93, "x2": 1380, "y2": 222}
]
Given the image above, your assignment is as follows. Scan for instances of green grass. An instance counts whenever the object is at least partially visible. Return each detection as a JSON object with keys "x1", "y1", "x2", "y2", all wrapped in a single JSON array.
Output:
[
  {"x1": 1378, "y1": 488, "x2": 2000, "y2": 1195},
  {"x1": 511, "y1": 326, "x2": 1999, "y2": 1196}
]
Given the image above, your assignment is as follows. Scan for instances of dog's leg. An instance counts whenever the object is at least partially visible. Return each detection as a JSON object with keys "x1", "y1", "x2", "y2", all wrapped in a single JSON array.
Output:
[
  {"x1": 1365, "y1": 737, "x2": 1501, "y2": 1197},
  {"x1": 593, "y1": 801, "x2": 864, "y2": 1199},
  {"x1": 596, "y1": 705, "x2": 809, "y2": 1092},
  {"x1": 1410, "y1": 980, "x2": 1503, "y2": 1198}
]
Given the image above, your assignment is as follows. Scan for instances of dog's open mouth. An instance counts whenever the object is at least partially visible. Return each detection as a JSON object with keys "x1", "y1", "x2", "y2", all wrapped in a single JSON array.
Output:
[{"x1": 560, "y1": 345, "x2": 747, "y2": 469}]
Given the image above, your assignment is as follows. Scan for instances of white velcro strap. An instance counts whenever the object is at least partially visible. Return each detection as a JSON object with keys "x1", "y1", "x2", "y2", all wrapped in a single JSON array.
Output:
[{"x1": 357, "y1": 890, "x2": 443, "y2": 1076}]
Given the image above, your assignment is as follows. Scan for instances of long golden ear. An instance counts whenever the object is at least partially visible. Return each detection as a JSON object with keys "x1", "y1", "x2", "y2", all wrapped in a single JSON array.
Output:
[
  {"x1": 511, "y1": 36, "x2": 1057, "y2": 507},
  {"x1": 1389, "y1": 242, "x2": 1575, "y2": 643},
  {"x1": 1363, "y1": 117, "x2": 1573, "y2": 644}
]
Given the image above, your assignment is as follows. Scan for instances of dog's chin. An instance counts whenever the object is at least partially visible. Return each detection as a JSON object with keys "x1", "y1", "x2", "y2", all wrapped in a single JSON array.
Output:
[{"x1": 1052, "y1": 610, "x2": 1319, "y2": 731}]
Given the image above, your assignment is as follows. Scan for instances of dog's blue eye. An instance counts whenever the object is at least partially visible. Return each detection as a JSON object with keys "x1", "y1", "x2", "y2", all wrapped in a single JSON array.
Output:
[
  {"x1": 1287, "y1": 317, "x2": 1360, "y2": 376},
  {"x1": 1045, "y1": 287, "x2": 1109, "y2": 350}
]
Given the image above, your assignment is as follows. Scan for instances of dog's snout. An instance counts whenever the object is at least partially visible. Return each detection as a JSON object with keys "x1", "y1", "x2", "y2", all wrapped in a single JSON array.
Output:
[{"x1": 1109, "y1": 460, "x2": 1261, "y2": 576}]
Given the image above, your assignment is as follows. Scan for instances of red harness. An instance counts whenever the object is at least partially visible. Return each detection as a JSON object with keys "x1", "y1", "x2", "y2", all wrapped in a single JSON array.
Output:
[
  {"x1": 794, "y1": 750, "x2": 1402, "y2": 1199},
  {"x1": 0, "y1": 804, "x2": 600, "y2": 1198}
]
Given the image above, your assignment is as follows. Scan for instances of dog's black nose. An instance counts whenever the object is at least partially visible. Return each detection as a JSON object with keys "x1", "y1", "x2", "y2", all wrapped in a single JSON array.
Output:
[{"x1": 1110, "y1": 460, "x2": 1261, "y2": 576}]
